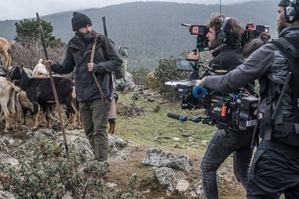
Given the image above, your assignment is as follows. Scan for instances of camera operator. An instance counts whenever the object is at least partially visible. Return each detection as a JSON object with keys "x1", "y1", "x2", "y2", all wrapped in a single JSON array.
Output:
[
  {"x1": 196, "y1": 0, "x2": 299, "y2": 198},
  {"x1": 242, "y1": 32, "x2": 271, "y2": 59},
  {"x1": 195, "y1": 15, "x2": 254, "y2": 199}
]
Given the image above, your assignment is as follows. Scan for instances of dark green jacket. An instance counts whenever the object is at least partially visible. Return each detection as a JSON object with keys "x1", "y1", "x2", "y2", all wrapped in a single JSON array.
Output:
[{"x1": 52, "y1": 33, "x2": 122, "y2": 102}]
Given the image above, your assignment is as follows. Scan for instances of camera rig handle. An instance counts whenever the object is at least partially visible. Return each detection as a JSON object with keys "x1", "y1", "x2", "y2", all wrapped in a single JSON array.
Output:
[{"x1": 167, "y1": 113, "x2": 213, "y2": 124}]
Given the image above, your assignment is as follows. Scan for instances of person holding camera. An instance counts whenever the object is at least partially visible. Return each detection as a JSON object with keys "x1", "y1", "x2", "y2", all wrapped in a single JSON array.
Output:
[
  {"x1": 47, "y1": 12, "x2": 123, "y2": 163},
  {"x1": 197, "y1": 0, "x2": 299, "y2": 198},
  {"x1": 242, "y1": 32, "x2": 271, "y2": 59},
  {"x1": 196, "y1": 15, "x2": 255, "y2": 199}
]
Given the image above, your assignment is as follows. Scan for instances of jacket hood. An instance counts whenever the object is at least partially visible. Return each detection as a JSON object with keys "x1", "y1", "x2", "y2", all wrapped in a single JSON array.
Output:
[{"x1": 279, "y1": 26, "x2": 299, "y2": 37}]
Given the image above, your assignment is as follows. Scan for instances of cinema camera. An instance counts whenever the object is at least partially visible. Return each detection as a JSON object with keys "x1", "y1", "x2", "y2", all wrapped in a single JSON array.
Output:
[
  {"x1": 241, "y1": 23, "x2": 270, "y2": 48},
  {"x1": 165, "y1": 23, "x2": 265, "y2": 131}
]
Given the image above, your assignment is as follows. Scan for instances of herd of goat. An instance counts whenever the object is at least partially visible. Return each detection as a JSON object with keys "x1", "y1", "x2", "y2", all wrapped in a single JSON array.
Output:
[{"x1": 0, "y1": 37, "x2": 80, "y2": 133}]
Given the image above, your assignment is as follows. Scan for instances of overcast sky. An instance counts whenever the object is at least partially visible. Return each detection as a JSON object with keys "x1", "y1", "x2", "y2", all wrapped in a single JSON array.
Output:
[{"x1": 1, "y1": 0, "x2": 270, "y2": 20}]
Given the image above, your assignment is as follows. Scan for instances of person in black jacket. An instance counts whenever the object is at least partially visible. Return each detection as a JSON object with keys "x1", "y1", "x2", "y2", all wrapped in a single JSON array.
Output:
[
  {"x1": 48, "y1": 12, "x2": 122, "y2": 162},
  {"x1": 196, "y1": 1, "x2": 299, "y2": 198},
  {"x1": 195, "y1": 15, "x2": 254, "y2": 199}
]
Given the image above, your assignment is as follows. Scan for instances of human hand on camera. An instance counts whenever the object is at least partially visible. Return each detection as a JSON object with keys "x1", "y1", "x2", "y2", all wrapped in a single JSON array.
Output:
[
  {"x1": 195, "y1": 77, "x2": 206, "y2": 86},
  {"x1": 187, "y1": 49, "x2": 200, "y2": 60},
  {"x1": 87, "y1": 62, "x2": 94, "y2": 72}
]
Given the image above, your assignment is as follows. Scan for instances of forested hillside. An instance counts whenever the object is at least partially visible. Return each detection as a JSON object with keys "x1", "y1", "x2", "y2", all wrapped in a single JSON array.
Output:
[{"x1": 0, "y1": 1, "x2": 277, "y2": 69}]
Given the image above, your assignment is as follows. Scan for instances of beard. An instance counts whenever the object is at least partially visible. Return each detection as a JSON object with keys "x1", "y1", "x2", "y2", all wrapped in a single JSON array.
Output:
[
  {"x1": 277, "y1": 22, "x2": 288, "y2": 34},
  {"x1": 277, "y1": 14, "x2": 288, "y2": 34},
  {"x1": 76, "y1": 30, "x2": 96, "y2": 43},
  {"x1": 208, "y1": 39, "x2": 220, "y2": 50}
]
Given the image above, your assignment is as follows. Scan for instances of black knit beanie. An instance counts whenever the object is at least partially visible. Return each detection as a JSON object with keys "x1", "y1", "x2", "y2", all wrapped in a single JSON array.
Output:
[
  {"x1": 71, "y1": 12, "x2": 92, "y2": 31},
  {"x1": 279, "y1": 0, "x2": 288, "y2": 7},
  {"x1": 279, "y1": 0, "x2": 299, "y2": 8}
]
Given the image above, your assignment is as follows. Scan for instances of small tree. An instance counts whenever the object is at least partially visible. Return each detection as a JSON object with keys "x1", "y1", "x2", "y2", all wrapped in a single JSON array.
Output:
[
  {"x1": 155, "y1": 58, "x2": 189, "y2": 101},
  {"x1": 12, "y1": 18, "x2": 65, "y2": 67},
  {"x1": 15, "y1": 18, "x2": 63, "y2": 48}
]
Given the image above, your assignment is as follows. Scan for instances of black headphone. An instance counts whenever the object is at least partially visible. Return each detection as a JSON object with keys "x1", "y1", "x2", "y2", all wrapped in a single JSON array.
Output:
[
  {"x1": 285, "y1": 0, "x2": 298, "y2": 22},
  {"x1": 217, "y1": 17, "x2": 231, "y2": 44}
]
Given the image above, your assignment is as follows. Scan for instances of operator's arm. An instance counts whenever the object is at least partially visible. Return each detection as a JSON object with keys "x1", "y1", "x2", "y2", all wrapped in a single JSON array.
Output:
[
  {"x1": 93, "y1": 36, "x2": 123, "y2": 74},
  {"x1": 202, "y1": 44, "x2": 274, "y2": 92},
  {"x1": 51, "y1": 46, "x2": 76, "y2": 74}
]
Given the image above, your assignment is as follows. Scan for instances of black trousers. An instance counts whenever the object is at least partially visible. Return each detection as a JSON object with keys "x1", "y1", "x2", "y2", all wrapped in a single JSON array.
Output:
[
  {"x1": 247, "y1": 140, "x2": 299, "y2": 199},
  {"x1": 201, "y1": 129, "x2": 253, "y2": 199}
]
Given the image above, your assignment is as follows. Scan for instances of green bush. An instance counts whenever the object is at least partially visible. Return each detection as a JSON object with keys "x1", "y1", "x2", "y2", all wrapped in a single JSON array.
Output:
[
  {"x1": 129, "y1": 67, "x2": 151, "y2": 86},
  {"x1": 154, "y1": 58, "x2": 188, "y2": 101},
  {"x1": 1, "y1": 140, "x2": 108, "y2": 199}
]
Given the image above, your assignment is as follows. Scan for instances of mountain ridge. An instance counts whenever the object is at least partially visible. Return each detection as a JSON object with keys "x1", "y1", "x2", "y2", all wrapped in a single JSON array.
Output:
[{"x1": 0, "y1": 1, "x2": 278, "y2": 68}]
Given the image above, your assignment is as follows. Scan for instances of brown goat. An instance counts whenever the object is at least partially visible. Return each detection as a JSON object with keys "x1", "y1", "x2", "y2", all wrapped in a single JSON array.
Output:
[
  {"x1": 0, "y1": 77, "x2": 19, "y2": 132},
  {"x1": 0, "y1": 37, "x2": 12, "y2": 68}
]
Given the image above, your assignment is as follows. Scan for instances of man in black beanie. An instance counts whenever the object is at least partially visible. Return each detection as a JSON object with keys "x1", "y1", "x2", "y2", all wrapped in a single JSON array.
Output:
[
  {"x1": 71, "y1": 12, "x2": 92, "y2": 31},
  {"x1": 47, "y1": 12, "x2": 123, "y2": 164}
]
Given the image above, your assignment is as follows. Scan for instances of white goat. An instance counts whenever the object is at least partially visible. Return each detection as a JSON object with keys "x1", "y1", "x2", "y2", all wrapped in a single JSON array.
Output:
[{"x1": 32, "y1": 59, "x2": 48, "y2": 78}]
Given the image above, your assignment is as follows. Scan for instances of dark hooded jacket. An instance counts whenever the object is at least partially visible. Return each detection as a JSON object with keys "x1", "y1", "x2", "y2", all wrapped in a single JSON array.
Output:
[
  {"x1": 209, "y1": 45, "x2": 244, "y2": 72},
  {"x1": 209, "y1": 45, "x2": 255, "y2": 94},
  {"x1": 52, "y1": 32, "x2": 122, "y2": 102}
]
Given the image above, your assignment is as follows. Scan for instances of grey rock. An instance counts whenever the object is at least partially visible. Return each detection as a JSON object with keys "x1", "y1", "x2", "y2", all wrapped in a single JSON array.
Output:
[
  {"x1": 0, "y1": 137, "x2": 22, "y2": 147},
  {"x1": 191, "y1": 181, "x2": 204, "y2": 198},
  {"x1": 0, "y1": 191, "x2": 15, "y2": 199},
  {"x1": 29, "y1": 128, "x2": 56, "y2": 141},
  {"x1": 106, "y1": 182, "x2": 118, "y2": 189},
  {"x1": 0, "y1": 153, "x2": 19, "y2": 170},
  {"x1": 61, "y1": 192, "x2": 73, "y2": 199},
  {"x1": 108, "y1": 134, "x2": 128, "y2": 149},
  {"x1": 154, "y1": 167, "x2": 177, "y2": 192},
  {"x1": 142, "y1": 148, "x2": 194, "y2": 172},
  {"x1": 115, "y1": 72, "x2": 136, "y2": 91},
  {"x1": 57, "y1": 134, "x2": 94, "y2": 162},
  {"x1": 176, "y1": 179, "x2": 190, "y2": 192},
  {"x1": 108, "y1": 135, "x2": 130, "y2": 160}
]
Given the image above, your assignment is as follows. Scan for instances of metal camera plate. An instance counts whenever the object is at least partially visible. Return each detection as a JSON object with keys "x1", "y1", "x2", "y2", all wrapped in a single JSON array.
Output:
[{"x1": 165, "y1": 80, "x2": 197, "y2": 87}]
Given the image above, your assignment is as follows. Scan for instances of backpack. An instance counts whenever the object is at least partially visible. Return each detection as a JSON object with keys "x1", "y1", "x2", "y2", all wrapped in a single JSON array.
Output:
[
  {"x1": 96, "y1": 34, "x2": 126, "y2": 80},
  {"x1": 115, "y1": 47, "x2": 128, "y2": 80},
  {"x1": 271, "y1": 37, "x2": 299, "y2": 114},
  {"x1": 265, "y1": 37, "x2": 299, "y2": 146}
]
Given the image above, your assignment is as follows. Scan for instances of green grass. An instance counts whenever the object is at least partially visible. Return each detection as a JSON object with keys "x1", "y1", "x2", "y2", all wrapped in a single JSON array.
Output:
[{"x1": 115, "y1": 91, "x2": 215, "y2": 154}]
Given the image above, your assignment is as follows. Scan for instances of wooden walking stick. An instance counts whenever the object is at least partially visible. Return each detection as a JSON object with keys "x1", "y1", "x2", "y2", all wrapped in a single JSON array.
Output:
[{"x1": 36, "y1": 12, "x2": 69, "y2": 159}]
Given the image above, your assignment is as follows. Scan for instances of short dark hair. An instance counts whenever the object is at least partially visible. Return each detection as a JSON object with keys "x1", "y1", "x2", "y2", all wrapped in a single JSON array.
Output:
[
  {"x1": 207, "y1": 15, "x2": 243, "y2": 46},
  {"x1": 242, "y1": 32, "x2": 271, "y2": 58}
]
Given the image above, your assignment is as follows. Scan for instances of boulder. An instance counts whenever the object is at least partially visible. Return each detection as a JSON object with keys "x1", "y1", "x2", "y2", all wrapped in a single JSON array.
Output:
[
  {"x1": 0, "y1": 153, "x2": 19, "y2": 170},
  {"x1": 154, "y1": 167, "x2": 177, "y2": 192},
  {"x1": 0, "y1": 191, "x2": 15, "y2": 199},
  {"x1": 176, "y1": 179, "x2": 190, "y2": 192},
  {"x1": 142, "y1": 148, "x2": 194, "y2": 172}
]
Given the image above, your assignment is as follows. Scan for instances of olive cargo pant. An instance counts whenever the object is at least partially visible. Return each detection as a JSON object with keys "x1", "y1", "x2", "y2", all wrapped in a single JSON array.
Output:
[{"x1": 79, "y1": 99, "x2": 111, "y2": 161}]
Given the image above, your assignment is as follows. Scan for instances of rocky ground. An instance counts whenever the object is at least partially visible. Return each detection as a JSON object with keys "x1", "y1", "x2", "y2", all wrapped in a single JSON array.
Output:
[
  {"x1": 0, "y1": 127, "x2": 245, "y2": 199},
  {"x1": 0, "y1": 89, "x2": 246, "y2": 198}
]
